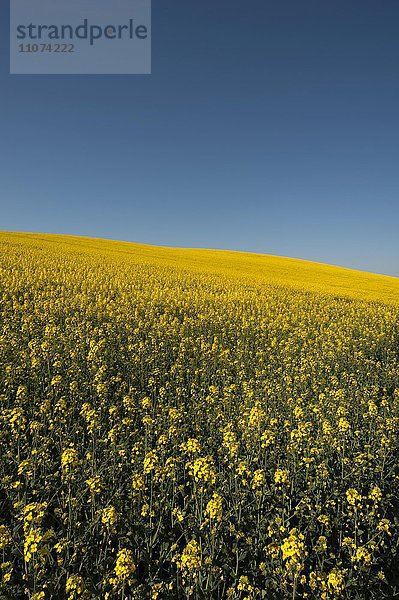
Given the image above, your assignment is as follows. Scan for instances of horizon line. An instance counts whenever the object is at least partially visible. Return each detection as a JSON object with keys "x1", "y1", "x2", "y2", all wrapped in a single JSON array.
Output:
[{"x1": 1, "y1": 229, "x2": 398, "y2": 281}]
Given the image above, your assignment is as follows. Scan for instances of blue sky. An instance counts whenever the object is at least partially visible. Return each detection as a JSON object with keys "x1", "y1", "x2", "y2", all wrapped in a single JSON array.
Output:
[{"x1": 0, "y1": 0, "x2": 398, "y2": 275}]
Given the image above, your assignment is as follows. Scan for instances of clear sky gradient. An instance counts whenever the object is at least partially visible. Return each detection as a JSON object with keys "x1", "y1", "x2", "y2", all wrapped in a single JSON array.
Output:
[{"x1": 0, "y1": 0, "x2": 398, "y2": 275}]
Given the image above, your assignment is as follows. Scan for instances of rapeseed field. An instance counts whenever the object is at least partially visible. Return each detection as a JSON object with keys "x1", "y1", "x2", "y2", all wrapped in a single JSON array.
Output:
[{"x1": 0, "y1": 231, "x2": 399, "y2": 599}]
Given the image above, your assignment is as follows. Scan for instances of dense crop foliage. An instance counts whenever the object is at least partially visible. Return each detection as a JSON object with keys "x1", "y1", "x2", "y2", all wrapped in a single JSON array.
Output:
[{"x1": 0, "y1": 232, "x2": 399, "y2": 600}]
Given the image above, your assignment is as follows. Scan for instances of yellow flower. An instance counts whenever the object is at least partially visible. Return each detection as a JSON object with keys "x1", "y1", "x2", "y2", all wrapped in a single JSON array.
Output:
[
  {"x1": 368, "y1": 401, "x2": 378, "y2": 417},
  {"x1": 180, "y1": 438, "x2": 201, "y2": 454},
  {"x1": 61, "y1": 447, "x2": 79, "y2": 472},
  {"x1": 252, "y1": 469, "x2": 266, "y2": 489},
  {"x1": 24, "y1": 527, "x2": 43, "y2": 562},
  {"x1": 222, "y1": 424, "x2": 239, "y2": 457},
  {"x1": 66, "y1": 574, "x2": 85, "y2": 599},
  {"x1": 18, "y1": 458, "x2": 34, "y2": 477},
  {"x1": 22, "y1": 502, "x2": 47, "y2": 529},
  {"x1": 142, "y1": 415, "x2": 154, "y2": 427},
  {"x1": 247, "y1": 403, "x2": 265, "y2": 429},
  {"x1": 236, "y1": 460, "x2": 251, "y2": 479},
  {"x1": 101, "y1": 506, "x2": 118, "y2": 529},
  {"x1": 85, "y1": 475, "x2": 103, "y2": 495},
  {"x1": 281, "y1": 529, "x2": 307, "y2": 574},
  {"x1": 179, "y1": 540, "x2": 202, "y2": 573},
  {"x1": 274, "y1": 469, "x2": 289, "y2": 485},
  {"x1": 8, "y1": 407, "x2": 26, "y2": 432},
  {"x1": 352, "y1": 546, "x2": 372, "y2": 568},
  {"x1": 315, "y1": 535, "x2": 328, "y2": 553},
  {"x1": 143, "y1": 450, "x2": 159, "y2": 474},
  {"x1": 261, "y1": 429, "x2": 275, "y2": 449},
  {"x1": 346, "y1": 488, "x2": 362, "y2": 507},
  {"x1": 168, "y1": 408, "x2": 181, "y2": 422},
  {"x1": 151, "y1": 582, "x2": 164, "y2": 599},
  {"x1": 237, "y1": 575, "x2": 254, "y2": 592},
  {"x1": 327, "y1": 568, "x2": 345, "y2": 593},
  {"x1": 141, "y1": 396, "x2": 151, "y2": 409},
  {"x1": 0, "y1": 525, "x2": 12, "y2": 550},
  {"x1": 342, "y1": 537, "x2": 355, "y2": 549},
  {"x1": 317, "y1": 514, "x2": 330, "y2": 529},
  {"x1": 369, "y1": 486, "x2": 382, "y2": 504},
  {"x1": 115, "y1": 548, "x2": 136, "y2": 581},
  {"x1": 377, "y1": 519, "x2": 391, "y2": 535},
  {"x1": 172, "y1": 507, "x2": 184, "y2": 522},
  {"x1": 205, "y1": 492, "x2": 223, "y2": 521},
  {"x1": 132, "y1": 473, "x2": 145, "y2": 491},
  {"x1": 338, "y1": 417, "x2": 351, "y2": 433},
  {"x1": 1, "y1": 561, "x2": 12, "y2": 584},
  {"x1": 190, "y1": 456, "x2": 216, "y2": 485}
]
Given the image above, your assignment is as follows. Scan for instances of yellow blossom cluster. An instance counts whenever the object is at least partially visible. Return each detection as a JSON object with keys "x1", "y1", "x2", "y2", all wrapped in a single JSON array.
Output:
[
  {"x1": 66, "y1": 574, "x2": 86, "y2": 599},
  {"x1": 281, "y1": 528, "x2": 307, "y2": 574},
  {"x1": 178, "y1": 540, "x2": 202, "y2": 574},
  {"x1": 205, "y1": 492, "x2": 223, "y2": 522},
  {"x1": 115, "y1": 549, "x2": 135, "y2": 578}
]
